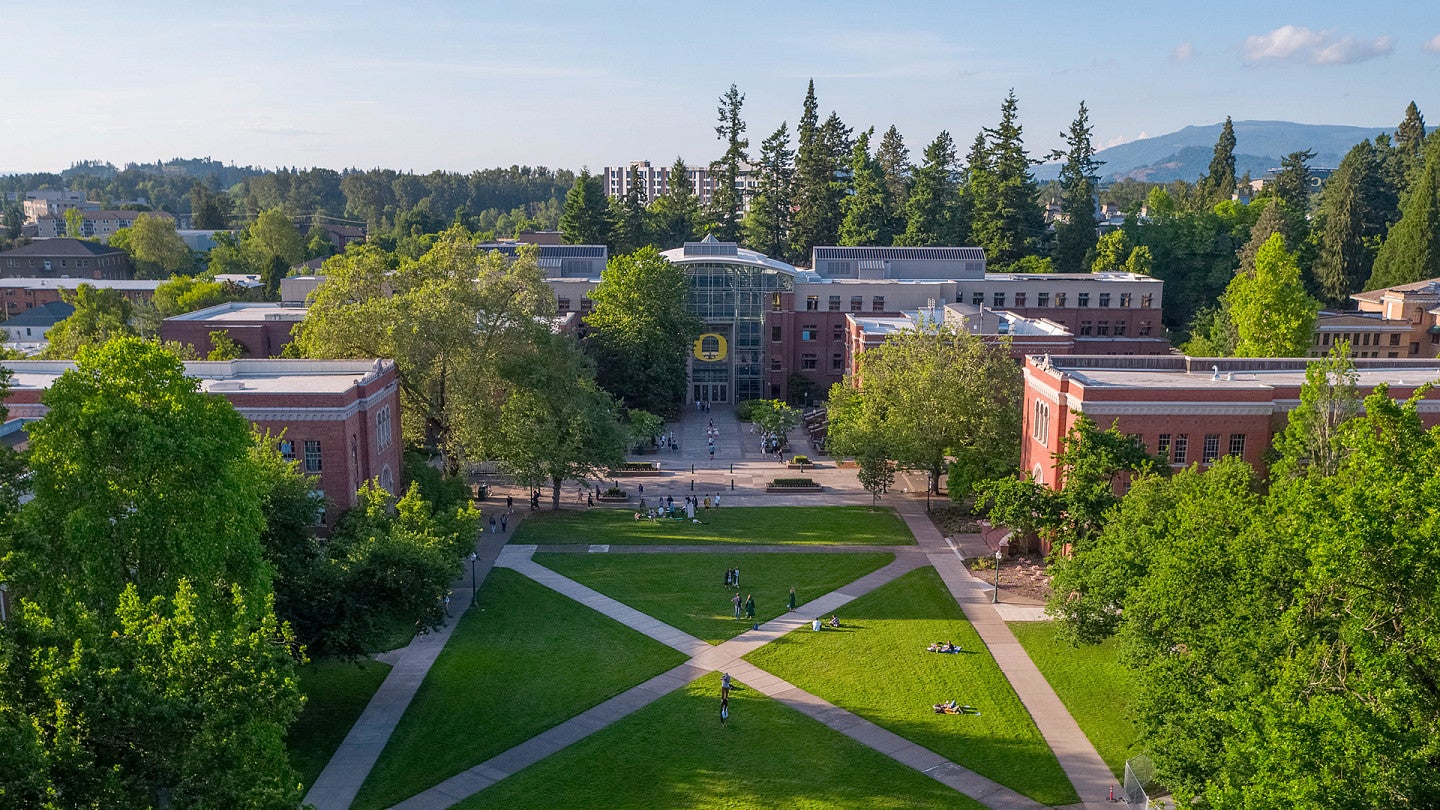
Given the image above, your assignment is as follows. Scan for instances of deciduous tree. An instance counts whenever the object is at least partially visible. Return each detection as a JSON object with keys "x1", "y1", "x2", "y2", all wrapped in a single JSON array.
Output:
[{"x1": 1228, "y1": 233, "x2": 1319, "y2": 357}]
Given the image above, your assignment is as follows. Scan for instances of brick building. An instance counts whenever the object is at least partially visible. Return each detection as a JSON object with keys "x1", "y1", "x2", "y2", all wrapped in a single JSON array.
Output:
[
  {"x1": 0, "y1": 358, "x2": 402, "y2": 524},
  {"x1": 0, "y1": 278, "x2": 164, "y2": 320},
  {"x1": 35, "y1": 210, "x2": 175, "y2": 241},
  {"x1": 160, "y1": 302, "x2": 307, "y2": 357},
  {"x1": 0, "y1": 239, "x2": 132, "y2": 280},
  {"x1": 1021, "y1": 354, "x2": 1440, "y2": 487}
]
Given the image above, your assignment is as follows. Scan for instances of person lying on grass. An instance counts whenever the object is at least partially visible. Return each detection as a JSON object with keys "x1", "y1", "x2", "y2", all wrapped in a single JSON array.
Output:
[
  {"x1": 932, "y1": 700, "x2": 980, "y2": 715},
  {"x1": 927, "y1": 641, "x2": 961, "y2": 653}
]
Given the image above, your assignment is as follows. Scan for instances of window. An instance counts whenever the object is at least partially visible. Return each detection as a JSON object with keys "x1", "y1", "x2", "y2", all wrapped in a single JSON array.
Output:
[
  {"x1": 805, "y1": 295, "x2": 819, "y2": 311},
  {"x1": 1055, "y1": 292, "x2": 1068, "y2": 307},
  {"x1": 380, "y1": 466, "x2": 395, "y2": 494},
  {"x1": 1014, "y1": 292, "x2": 1026, "y2": 307},
  {"x1": 993, "y1": 292, "x2": 1005, "y2": 307},
  {"x1": 1390, "y1": 333, "x2": 1401, "y2": 346},
  {"x1": 832, "y1": 353, "x2": 844, "y2": 371},
  {"x1": 556, "y1": 297, "x2": 570, "y2": 311},
  {"x1": 828, "y1": 295, "x2": 841, "y2": 311},
  {"x1": 771, "y1": 326, "x2": 782, "y2": 342},
  {"x1": 1080, "y1": 321, "x2": 1093, "y2": 336},
  {"x1": 850, "y1": 296, "x2": 863, "y2": 311},
  {"x1": 1139, "y1": 320, "x2": 1152, "y2": 337},
  {"x1": 833, "y1": 323, "x2": 844, "y2": 341},
  {"x1": 1096, "y1": 321, "x2": 1110, "y2": 336},
  {"x1": 1031, "y1": 399, "x2": 1051, "y2": 445},
  {"x1": 1388, "y1": 351, "x2": 1399, "y2": 358},
  {"x1": 279, "y1": 439, "x2": 295, "y2": 462},
  {"x1": 1203, "y1": 434, "x2": 1220, "y2": 462},
  {"x1": 580, "y1": 297, "x2": 593, "y2": 313},
  {"x1": 801, "y1": 326, "x2": 816, "y2": 341},
  {"x1": 304, "y1": 440, "x2": 323, "y2": 473},
  {"x1": 801, "y1": 353, "x2": 817, "y2": 369},
  {"x1": 1120, "y1": 293, "x2": 1132, "y2": 307},
  {"x1": 771, "y1": 293, "x2": 783, "y2": 312},
  {"x1": 1157, "y1": 434, "x2": 1171, "y2": 461},
  {"x1": 376, "y1": 406, "x2": 393, "y2": 450},
  {"x1": 770, "y1": 358, "x2": 782, "y2": 371},
  {"x1": 1173, "y1": 434, "x2": 1188, "y2": 464},
  {"x1": 1114, "y1": 321, "x2": 1127, "y2": 336},
  {"x1": 1229, "y1": 434, "x2": 1246, "y2": 457},
  {"x1": 1037, "y1": 291, "x2": 1050, "y2": 307},
  {"x1": 1141, "y1": 293, "x2": 1153, "y2": 308},
  {"x1": 1078, "y1": 292, "x2": 1090, "y2": 307},
  {"x1": 871, "y1": 296, "x2": 885, "y2": 312},
  {"x1": 1099, "y1": 293, "x2": 1111, "y2": 307}
]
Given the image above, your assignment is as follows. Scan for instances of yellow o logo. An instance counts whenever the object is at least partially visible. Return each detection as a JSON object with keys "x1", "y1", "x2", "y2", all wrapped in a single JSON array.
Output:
[{"x1": 693, "y1": 333, "x2": 728, "y2": 362}]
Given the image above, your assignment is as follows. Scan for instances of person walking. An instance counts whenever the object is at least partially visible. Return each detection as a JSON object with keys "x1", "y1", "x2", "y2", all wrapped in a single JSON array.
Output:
[
  {"x1": 506, "y1": 494, "x2": 513, "y2": 509},
  {"x1": 787, "y1": 586, "x2": 796, "y2": 611},
  {"x1": 732, "y1": 591, "x2": 742, "y2": 619},
  {"x1": 720, "y1": 694, "x2": 729, "y2": 725},
  {"x1": 704, "y1": 494, "x2": 712, "y2": 510},
  {"x1": 714, "y1": 494, "x2": 721, "y2": 509},
  {"x1": 744, "y1": 594, "x2": 755, "y2": 621},
  {"x1": 733, "y1": 567, "x2": 739, "y2": 588},
  {"x1": 587, "y1": 492, "x2": 594, "y2": 507},
  {"x1": 500, "y1": 512, "x2": 508, "y2": 532},
  {"x1": 721, "y1": 672, "x2": 732, "y2": 697},
  {"x1": 488, "y1": 515, "x2": 497, "y2": 534}
]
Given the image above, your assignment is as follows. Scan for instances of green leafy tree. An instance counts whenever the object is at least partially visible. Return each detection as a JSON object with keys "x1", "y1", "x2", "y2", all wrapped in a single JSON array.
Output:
[
  {"x1": 971, "y1": 90, "x2": 1046, "y2": 269},
  {"x1": 1195, "y1": 116, "x2": 1237, "y2": 206},
  {"x1": 244, "y1": 207, "x2": 306, "y2": 269},
  {"x1": 743, "y1": 123, "x2": 794, "y2": 257},
  {"x1": 108, "y1": 213, "x2": 194, "y2": 279},
  {"x1": 625, "y1": 408, "x2": 665, "y2": 451},
  {"x1": 151, "y1": 275, "x2": 234, "y2": 317},
  {"x1": 749, "y1": 399, "x2": 801, "y2": 449},
  {"x1": 1367, "y1": 137, "x2": 1440, "y2": 290},
  {"x1": 39, "y1": 283, "x2": 138, "y2": 359},
  {"x1": 1180, "y1": 303, "x2": 1237, "y2": 356},
  {"x1": 206, "y1": 329, "x2": 246, "y2": 360},
  {"x1": 649, "y1": 157, "x2": 700, "y2": 248},
  {"x1": 895, "y1": 131, "x2": 960, "y2": 247},
  {"x1": 1228, "y1": 233, "x2": 1319, "y2": 357},
  {"x1": 189, "y1": 181, "x2": 231, "y2": 229},
  {"x1": 857, "y1": 452, "x2": 895, "y2": 506},
  {"x1": 705, "y1": 84, "x2": 749, "y2": 243},
  {"x1": 1089, "y1": 230, "x2": 1128, "y2": 273},
  {"x1": 972, "y1": 474, "x2": 1061, "y2": 554},
  {"x1": 64, "y1": 206, "x2": 83, "y2": 238},
  {"x1": 584, "y1": 246, "x2": 701, "y2": 415},
  {"x1": 559, "y1": 170, "x2": 615, "y2": 248},
  {"x1": 839, "y1": 129, "x2": 896, "y2": 246},
  {"x1": 1235, "y1": 199, "x2": 1295, "y2": 276},
  {"x1": 1051, "y1": 101, "x2": 1102, "y2": 273},
  {"x1": 1269, "y1": 343, "x2": 1360, "y2": 478}
]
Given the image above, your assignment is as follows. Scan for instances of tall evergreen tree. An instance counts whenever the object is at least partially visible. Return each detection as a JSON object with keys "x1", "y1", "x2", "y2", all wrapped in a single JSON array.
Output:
[
  {"x1": 612, "y1": 164, "x2": 652, "y2": 253},
  {"x1": 1196, "y1": 116, "x2": 1238, "y2": 206},
  {"x1": 1394, "y1": 101, "x2": 1428, "y2": 186},
  {"x1": 971, "y1": 90, "x2": 1046, "y2": 269},
  {"x1": 742, "y1": 123, "x2": 794, "y2": 257},
  {"x1": 839, "y1": 129, "x2": 895, "y2": 246},
  {"x1": 1051, "y1": 101, "x2": 1103, "y2": 273},
  {"x1": 706, "y1": 84, "x2": 749, "y2": 243},
  {"x1": 789, "y1": 81, "x2": 848, "y2": 263},
  {"x1": 1367, "y1": 138, "x2": 1440, "y2": 290},
  {"x1": 895, "y1": 131, "x2": 960, "y2": 247},
  {"x1": 649, "y1": 157, "x2": 700, "y2": 248},
  {"x1": 875, "y1": 124, "x2": 911, "y2": 217},
  {"x1": 1237, "y1": 200, "x2": 1295, "y2": 276},
  {"x1": 559, "y1": 170, "x2": 614, "y2": 248},
  {"x1": 1267, "y1": 149, "x2": 1317, "y2": 214},
  {"x1": 1314, "y1": 140, "x2": 1395, "y2": 304}
]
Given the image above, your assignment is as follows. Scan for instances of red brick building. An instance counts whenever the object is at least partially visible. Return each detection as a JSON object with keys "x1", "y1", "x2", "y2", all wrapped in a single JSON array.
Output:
[
  {"x1": 0, "y1": 239, "x2": 132, "y2": 280},
  {"x1": 0, "y1": 278, "x2": 164, "y2": 320},
  {"x1": 160, "y1": 302, "x2": 307, "y2": 358},
  {"x1": 1021, "y1": 354, "x2": 1440, "y2": 487},
  {"x1": 1, "y1": 358, "x2": 402, "y2": 525}
]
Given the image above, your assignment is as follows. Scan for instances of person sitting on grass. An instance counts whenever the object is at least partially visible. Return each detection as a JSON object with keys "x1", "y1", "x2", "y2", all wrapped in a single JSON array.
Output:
[
  {"x1": 933, "y1": 699, "x2": 959, "y2": 713},
  {"x1": 827, "y1": 614, "x2": 840, "y2": 628}
]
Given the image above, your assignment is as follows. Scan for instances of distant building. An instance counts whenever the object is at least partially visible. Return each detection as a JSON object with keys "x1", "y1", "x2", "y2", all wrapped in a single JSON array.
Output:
[
  {"x1": 476, "y1": 243, "x2": 608, "y2": 279},
  {"x1": 845, "y1": 305, "x2": 1077, "y2": 374},
  {"x1": 177, "y1": 229, "x2": 233, "y2": 252},
  {"x1": 160, "y1": 302, "x2": 307, "y2": 358},
  {"x1": 1337, "y1": 277, "x2": 1440, "y2": 358},
  {"x1": 21, "y1": 191, "x2": 96, "y2": 224},
  {"x1": 35, "y1": 209, "x2": 175, "y2": 241},
  {"x1": 601, "y1": 160, "x2": 757, "y2": 208},
  {"x1": 281, "y1": 275, "x2": 324, "y2": 307},
  {"x1": 0, "y1": 278, "x2": 165, "y2": 320},
  {"x1": 1, "y1": 358, "x2": 402, "y2": 524},
  {"x1": 0, "y1": 239, "x2": 132, "y2": 280},
  {"x1": 0, "y1": 301, "x2": 74, "y2": 351}
]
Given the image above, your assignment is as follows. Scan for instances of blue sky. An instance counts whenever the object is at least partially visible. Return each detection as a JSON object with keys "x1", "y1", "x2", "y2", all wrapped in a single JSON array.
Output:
[{"x1": 3, "y1": 1, "x2": 1438, "y2": 175}]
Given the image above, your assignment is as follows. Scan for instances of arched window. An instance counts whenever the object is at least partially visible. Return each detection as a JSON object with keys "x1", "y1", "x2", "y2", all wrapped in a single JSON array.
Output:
[
  {"x1": 1032, "y1": 464, "x2": 1045, "y2": 485},
  {"x1": 380, "y1": 466, "x2": 395, "y2": 495}
]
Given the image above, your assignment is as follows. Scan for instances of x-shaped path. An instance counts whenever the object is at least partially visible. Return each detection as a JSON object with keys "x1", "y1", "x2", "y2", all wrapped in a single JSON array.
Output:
[{"x1": 387, "y1": 545, "x2": 1052, "y2": 810}]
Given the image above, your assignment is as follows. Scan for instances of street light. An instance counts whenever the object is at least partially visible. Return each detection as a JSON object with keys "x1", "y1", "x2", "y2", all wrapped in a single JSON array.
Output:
[
  {"x1": 992, "y1": 550, "x2": 1002, "y2": 604},
  {"x1": 926, "y1": 471, "x2": 932, "y2": 512},
  {"x1": 469, "y1": 552, "x2": 478, "y2": 607}
]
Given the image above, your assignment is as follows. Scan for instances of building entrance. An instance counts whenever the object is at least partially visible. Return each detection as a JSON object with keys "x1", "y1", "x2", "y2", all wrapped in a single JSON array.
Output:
[{"x1": 693, "y1": 383, "x2": 729, "y2": 403}]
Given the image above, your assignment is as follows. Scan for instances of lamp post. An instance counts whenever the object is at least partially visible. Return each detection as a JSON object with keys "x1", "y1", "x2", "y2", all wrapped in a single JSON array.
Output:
[
  {"x1": 926, "y1": 471, "x2": 932, "y2": 512},
  {"x1": 469, "y1": 552, "x2": 478, "y2": 607},
  {"x1": 992, "y1": 550, "x2": 1002, "y2": 604}
]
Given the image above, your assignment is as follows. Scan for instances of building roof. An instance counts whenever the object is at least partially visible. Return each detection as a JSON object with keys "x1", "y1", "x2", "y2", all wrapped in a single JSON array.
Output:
[
  {"x1": 36, "y1": 210, "x2": 173, "y2": 222},
  {"x1": 660, "y1": 237, "x2": 810, "y2": 279},
  {"x1": 1029, "y1": 355, "x2": 1440, "y2": 392},
  {"x1": 164, "y1": 302, "x2": 308, "y2": 323},
  {"x1": 0, "y1": 239, "x2": 126, "y2": 258},
  {"x1": 3, "y1": 302, "x2": 74, "y2": 328},
  {"x1": 813, "y1": 246, "x2": 986, "y2": 262},
  {"x1": 1, "y1": 358, "x2": 394, "y2": 397},
  {"x1": 1351, "y1": 277, "x2": 1440, "y2": 303},
  {"x1": 0, "y1": 278, "x2": 165, "y2": 292}
]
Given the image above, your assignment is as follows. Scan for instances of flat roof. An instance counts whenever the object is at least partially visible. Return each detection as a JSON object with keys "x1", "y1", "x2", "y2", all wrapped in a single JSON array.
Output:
[
  {"x1": 1033, "y1": 356, "x2": 1440, "y2": 392},
  {"x1": 165, "y1": 302, "x2": 308, "y2": 322},
  {"x1": 2, "y1": 358, "x2": 392, "y2": 396},
  {"x1": 0, "y1": 278, "x2": 165, "y2": 290}
]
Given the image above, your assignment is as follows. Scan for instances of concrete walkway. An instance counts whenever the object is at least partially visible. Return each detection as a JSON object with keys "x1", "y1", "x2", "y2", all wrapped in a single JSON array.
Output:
[{"x1": 896, "y1": 501, "x2": 1117, "y2": 810}]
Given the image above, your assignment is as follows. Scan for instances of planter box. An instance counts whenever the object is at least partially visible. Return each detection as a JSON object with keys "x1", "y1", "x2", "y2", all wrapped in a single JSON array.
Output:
[
  {"x1": 613, "y1": 469, "x2": 664, "y2": 477},
  {"x1": 597, "y1": 494, "x2": 630, "y2": 502},
  {"x1": 836, "y1": 460, "x2": 859, "y2": 469},
  {"x1": 786, "y1": 463, "x2": 813, "y2": 471},
  {"x1": 766, "y1": 485, "x2": 824, "y2": 494}
]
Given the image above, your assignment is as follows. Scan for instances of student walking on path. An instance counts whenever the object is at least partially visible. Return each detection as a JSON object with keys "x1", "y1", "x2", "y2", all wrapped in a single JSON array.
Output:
[
  {"x1": 744, "y1": 594, "x2": 755, "y2": 621},
  {"x1": 787, "y1": 586, "x2": 797, "y2": 611},
  {"x1": 720, "y1": 695, "x2": 729, "y2": 725}
]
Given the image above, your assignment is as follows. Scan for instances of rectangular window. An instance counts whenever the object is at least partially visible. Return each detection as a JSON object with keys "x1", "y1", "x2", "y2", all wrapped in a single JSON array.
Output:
[
  {"x1": 1229, "y1": 434, "x2": 1246, "y2": 457},
  {"x1": 1114, "y1": 321, "x2": 1127, "y2": 336},
  {"x1": 971, "y1": 292, "x2": 984, "y2": 306},
  {"x1": 771, "y1": 293, "x2": 783, "y2": 312},
  {"x1": 1173, "y1": 434, "x2": 1188, "y2": 465},
  {"x1": 871, "y1": 296, "x2": 885, "y2": 312},
  {"x1": 1096, "y1": 321, "x2": 1110, "y2": 336},
  {"x1": 1139, "y1": 320, "x2": 1152, "y2": 337},
  {"x1": 1120, "y1": 293, "x2": 1132, "y2": 307},
  {"x1": 1055, "y1": 292, "x2": 1067, "y2": 307},
  {"x1": 771, "y1": 326, "x2": 782, "y2": 342},
  {"x1": 832, "y1": 323, "x2": 844, "y2": 341},
  {"x1": 828, "y1": 295, "x2": 841, "y2": 311},
  {"x1": 1080, "y1": 321, "x2": 1093, "y2": 336},
  {"x1": 580, "y1": 298, "x2": 594, "y2": 313},
  {"x1": 831, "y1": 353, "x2": 844, "y2": 371},
  {"x1": 850, "y1": 296, "x2": 863, "y2": 311},
  {"x1": 1078, "y1": 292, "x2": 1091, "y2": 307},
  {"x1": 1037, "y1": 291, "x2": 1050, "y2": 307},
  {"x1": 1203, "y1": 434, "x2": 1220, "y2": 462},
  {"x1": 1141, "y1": 293, "x2": 1153, "y2": 308},
  {"x1": 801, "y1": 353, "x2": 817, "y2": 369},
  {"x1": 1014, "y1": 292, "x2": 1026, "y2": 307},
  {"x1": 304, "y1": 440, "x2": 323, "y2": 473},
  {"x1": 1157, "y1": 433, "x2": 1171, "y2": 461},
  {"x1": 770, "y1": 358, "x2": 782, "y2": 371},
  {"x1": 556, "y1": 297, "x2": 570, "y2": 311},
  {"x1": 1390, "y1": 333, "x2": 1401, "y2": 346},
  {"x1": 805, "y1": 295, "x2": 819, "y2": 311},
  {"x1": 801, "y1": 327, "x2": 816, "y2": 341},
  {"x1": 279, "y1": 439, "x2": 295, "y2": 462},
  {"x1": 993, "y1": 292, "x2": 1005, "y2": 307},
  {"x1": 1099, "y1": 292, "x2": 1111, "y2": 307}
]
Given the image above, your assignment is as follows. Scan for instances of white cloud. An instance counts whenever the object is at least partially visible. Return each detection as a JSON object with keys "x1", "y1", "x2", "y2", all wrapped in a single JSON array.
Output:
[
  {"x1": 1424, "y1": 34, "x2": 1440, "y2": 54},
  {"x1": 1242, "y1": 25, "x2": 1393, "y2": 65},
  {"x1": 1172, "y1": 41, "x2": 1196, "y2": 62}
]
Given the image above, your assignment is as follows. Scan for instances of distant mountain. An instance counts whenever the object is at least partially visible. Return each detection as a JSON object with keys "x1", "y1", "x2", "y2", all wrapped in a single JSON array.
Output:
[{"x1": 1034, "y1": 120, "x2": 1392, "y2": 184}]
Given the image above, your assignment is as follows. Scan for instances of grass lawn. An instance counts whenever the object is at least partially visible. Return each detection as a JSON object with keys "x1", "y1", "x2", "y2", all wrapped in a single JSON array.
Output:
[
  {"x1": 287, "y1": 658, "x2": 392, "y2": 790},
  {"x1": 350, "y1": 568, "x2": 690, "y2": 810},
  {"x1": 1010, "y1": 622, "x2": 1143, "y2": 779},
  {"x1": 745, "y1": 568, "x2": 1080, "y2": 806},
  {"x1": 535, "y1": 551, "x2": 895, "y2": 644},
  {"x1": 461, "y1": 672, "x2": 987, "y2": 809},
  {"x1": 512, "y1": 505, "x2": 915, "y2": 546}
]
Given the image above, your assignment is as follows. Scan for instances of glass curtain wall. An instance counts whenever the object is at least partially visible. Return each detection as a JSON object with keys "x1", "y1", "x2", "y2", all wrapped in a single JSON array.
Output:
[{"x1": 685, "y1": 261, "x2": 793, "y2": 403}]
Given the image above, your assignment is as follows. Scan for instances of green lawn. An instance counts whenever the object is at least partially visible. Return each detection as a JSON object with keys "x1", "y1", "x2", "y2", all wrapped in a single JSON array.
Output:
[
  {"x1": 286, "y1": 658, "x2": 392, "y2": 790},
  {"x1": 535, "y1": 551, "x2": 895, "y2": 644},
  {"x1": 512, "y1": 505, "x2": 915, "y2": 546},
  {"x1": 745, "y1": 568, "x2": 1080, "y2": 806},
  {"x1": 462, "y1": 672, "x2": 987, "y2": 809},
  {"x1": 350, "y1": 568, "x2": 690, "y2": 810},
  {"x1": 1010, "y1": 622, "x2": 1143, "y2": 779}
]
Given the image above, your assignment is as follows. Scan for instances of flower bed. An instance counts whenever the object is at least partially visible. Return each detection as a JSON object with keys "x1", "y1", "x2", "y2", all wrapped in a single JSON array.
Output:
[
  {"x1": 613, "y1": 461, "x2": 662, "y2": 476},
  {"x1": 766, "y1": 477, "x2": 823, "y2": 493}
]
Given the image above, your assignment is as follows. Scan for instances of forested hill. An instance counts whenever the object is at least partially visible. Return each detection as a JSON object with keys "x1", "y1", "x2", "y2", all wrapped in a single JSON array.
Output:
[{"x1": 1035, "y1": 120, "x2": 1391, "y2": 183}]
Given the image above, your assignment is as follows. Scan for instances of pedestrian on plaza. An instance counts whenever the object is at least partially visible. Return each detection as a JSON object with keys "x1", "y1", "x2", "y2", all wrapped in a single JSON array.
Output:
[
  {"x1": 787, "y1": 586, "x2": 796, "y2": 611},
  {"x1": 732, "y1": 591, "x2": 742, "y2": 619},
  {"x1": 724, "y1": 568, "x2": 732, "y2": 588},
  {"x1": 744, "y1": 594, "x2": 755, "y2": 620},
  {"x1": 721, "y1": 672, "x2": 732, "y2": 697},
  {"x1": 638, "y1": 483, "x2": 644, "y2": 495},
  {"x1": 720, "y1": 694, "x2": 729, "y2": 725},
  {"x1": 704, "y1": 494, "x2": 712, "y2": 510},
  {"x1": 587, "y1": 492, "x2": 594, "y2": 507},
  {"x1": 500, "y1": 512, "x2": 509, "y2": 532},
  {"x1": 488, "y1": 515, "x2": 497, "y2": 534},
  {"x1": 733, "y1": 567, "x2": 739, "y2": 588},
  {"x1": 714, "y1": 494, "x2": 721, "y2": 509},
  {"x1": 506, "y1": 494, "x2": 513, "y2": 509}
]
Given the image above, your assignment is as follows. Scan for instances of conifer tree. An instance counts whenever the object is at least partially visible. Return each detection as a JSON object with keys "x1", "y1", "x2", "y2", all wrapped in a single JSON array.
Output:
[
  {"x1": 1314, "y1": 141, "x2": 1395, "y2": 304},
  {"x1": 743, "y1": 123, "x2": 794, "y2": 257},
  {"x1": 1237, "y1": 201, "x2": 1294, "y2": 276},
  {"x1": 876, "y1": 124, "x2": 911, "y2": 217},
  {"x1": 1052, "y1": 101, "x2": 1103, "y2": 273},
  {"x1": 1267, "y1": 149, "x2": 1317, "y2": 214},
  {"x1": 790, "y1": 81, "x2": 848, "y2": 263},
  {"x1": 1196, "y1": 116, "x2": 1237, "y2": 206},
  {"x1": 613, "y1": 164, "x2": 651, "y2": 253},
  {"x1": 1394, "y1": 101, "x2": 1428, "y2": 186},
  {"x1": 706, "y1": 84, "x2": 749, "y2": 243},
  {"x1": 895, "y1": 131, "x2": 959, "y2": 247},
  {"x1": 649, "y1": 157, "x2": 700, "y2": 248},
  {"x1": 840, "y1": 129, "x2": 895, "y2": 246},
  {"x1": 1367, "y1": 138, "x2": 1440, "y2": 290},
  {"x1": 559, "y1": 170, "x2": 614, "y2": 248},
  {"x1": 971, "y1": 91, "x2": 1045, "y2": 269}
]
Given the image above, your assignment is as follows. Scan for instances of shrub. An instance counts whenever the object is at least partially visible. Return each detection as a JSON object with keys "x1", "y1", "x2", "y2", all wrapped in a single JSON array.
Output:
[
  {"x1": 602, "y1": 487, "x2": 626, "y2": 498},
  {"x1": 618, "y1": 462, "x2": 657, "y2": 471},
  {"x1": 791, "y1": 455, "x2": 810, "y2": 465},
  {"x1": 735, "y1": 399, "x2": 760, "y2": 422},
  {"x1": 770, "y1": 477, "x2": 818, "y2": 487}
]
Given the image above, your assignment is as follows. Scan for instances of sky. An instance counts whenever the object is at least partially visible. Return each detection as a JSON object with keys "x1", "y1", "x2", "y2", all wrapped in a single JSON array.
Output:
[{"x1": 3, "y1": 0, "x2": 1439, "y2": 175}]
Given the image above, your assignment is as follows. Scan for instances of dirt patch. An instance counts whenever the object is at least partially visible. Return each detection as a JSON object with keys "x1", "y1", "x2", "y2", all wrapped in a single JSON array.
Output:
[
  {"x1": 967, "y1": 553, "x2": 1052, "y2": 603},
  {"x1": 928, "y1": 505, "x2": 983, "y2": 536}
]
